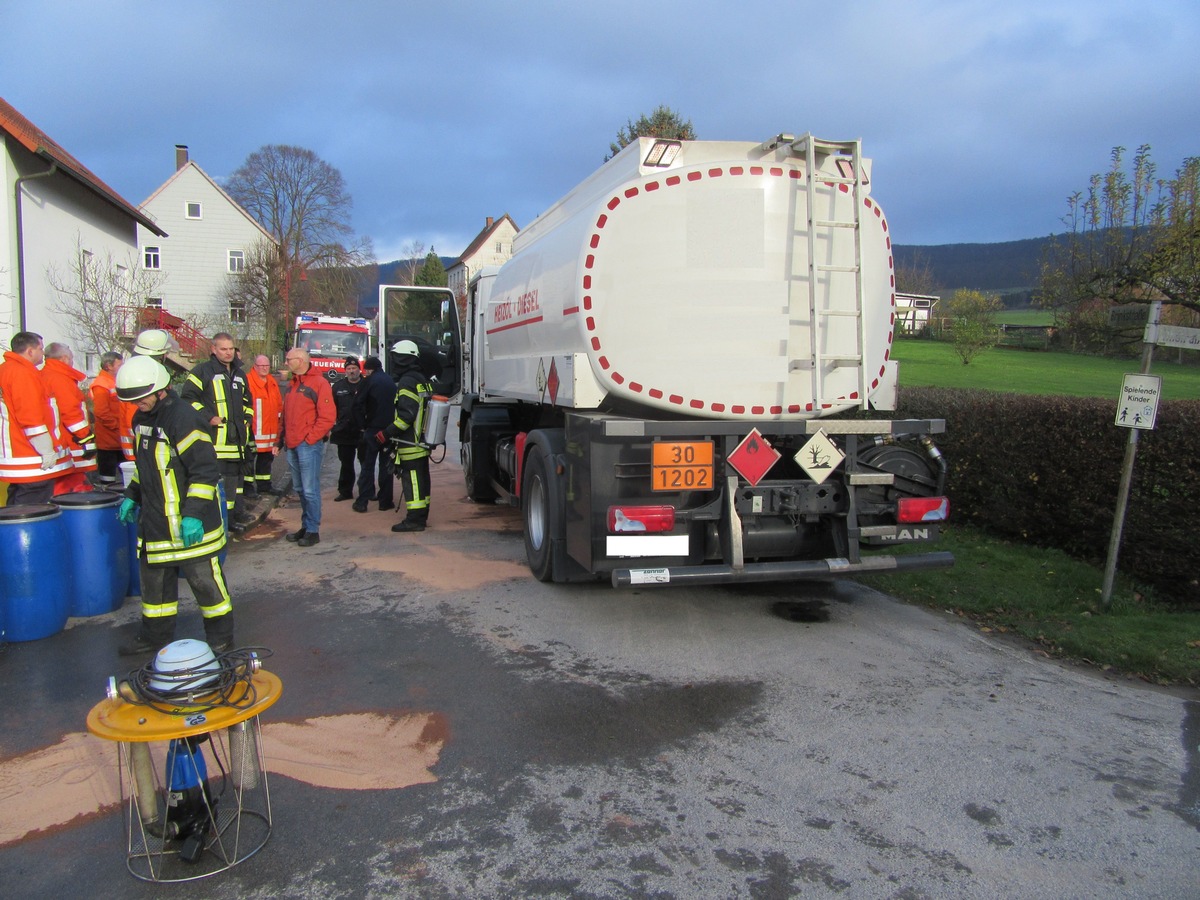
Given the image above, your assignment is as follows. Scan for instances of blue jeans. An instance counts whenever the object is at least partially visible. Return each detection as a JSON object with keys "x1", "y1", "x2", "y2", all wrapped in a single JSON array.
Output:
[{"x1": 287, "y1": 440, "x2": 326, "y2": 534}]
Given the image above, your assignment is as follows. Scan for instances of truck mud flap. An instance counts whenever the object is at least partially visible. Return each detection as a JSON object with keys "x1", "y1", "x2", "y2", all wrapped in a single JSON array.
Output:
[{"x1": 611, "y1": 551, "x2": 954, "y2": 588}]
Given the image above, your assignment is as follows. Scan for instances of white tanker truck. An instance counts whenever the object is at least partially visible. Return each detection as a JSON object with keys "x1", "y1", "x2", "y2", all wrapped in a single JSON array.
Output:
[{"x1": 455, "y1": 133, "x2": 953, "y2": 586}]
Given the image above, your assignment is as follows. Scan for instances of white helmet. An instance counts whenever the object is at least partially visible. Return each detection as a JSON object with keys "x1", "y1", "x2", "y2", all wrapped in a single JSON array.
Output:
[
  {"x1": 390, "y1": 340, "x2": 419, "y2": 358},
  {"x1": 133, "y1": 329, "x2": 171, "y2": 357},
  {"x1": 116, "y1": 355, "x2": 170, "y2": 401}
]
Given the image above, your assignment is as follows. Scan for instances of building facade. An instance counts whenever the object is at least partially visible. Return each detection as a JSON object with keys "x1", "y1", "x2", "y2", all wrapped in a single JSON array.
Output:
[
  {"x1": 137, "y1": 146, "x2": 277, "y2": 339},
  {"x1": 1, "y1": 96, "x2": 165, "y2": 372},
  {"x1": 446, "y1": 214, "x2": 518, "y2": 304}
]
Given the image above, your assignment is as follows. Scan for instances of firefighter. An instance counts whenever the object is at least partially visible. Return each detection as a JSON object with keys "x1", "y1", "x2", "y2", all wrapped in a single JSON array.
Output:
[
  {"x1": 41, "y1": 342, "x2": 97, "y2": 493},
  {"x1": 379, "y1": 340, "x2": 432, "y2": 533},
  {"x1": 90, "y1": 351, "x2": 124, "y2": 486},
  {"x1": 245, "y1": 354, "x2": 283, "y2": 496},
  {"x1": 115, "y1": 355, "x2": 234, "y2": 656},
  {"x1": 119, "y1": 329, "x2": 173, "y2": 464},
  {"x1": 0, "y1": 331, "x2": 72, "y2": 505},
  {"x1": 181, "y1": 332, "x2": 254, "y2": 533}
]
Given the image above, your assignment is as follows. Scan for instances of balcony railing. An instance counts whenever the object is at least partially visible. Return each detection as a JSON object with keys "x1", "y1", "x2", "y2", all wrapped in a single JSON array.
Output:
[{"x1": 116, "y1": 306, "x2": 210, "y2": 359}]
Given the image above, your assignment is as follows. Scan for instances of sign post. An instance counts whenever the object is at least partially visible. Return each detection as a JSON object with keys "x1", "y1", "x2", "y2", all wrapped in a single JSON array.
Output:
[{"x1": 1100, "y1": 301, "x2": 1162, "y2": 608}]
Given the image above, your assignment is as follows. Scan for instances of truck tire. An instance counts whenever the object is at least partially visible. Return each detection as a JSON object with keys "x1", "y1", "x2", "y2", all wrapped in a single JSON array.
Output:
[
  {"x1": 522, "y1": 440, "x2": 561, "y2": 582},
  {"x1": 461, "y1": 416, "x2": 496, "y2": 502}
]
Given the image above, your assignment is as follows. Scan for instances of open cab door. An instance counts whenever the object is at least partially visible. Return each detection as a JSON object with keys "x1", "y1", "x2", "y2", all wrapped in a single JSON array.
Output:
[{"x1": 377, "y1": 285, "x2": 461, "y2": 398}]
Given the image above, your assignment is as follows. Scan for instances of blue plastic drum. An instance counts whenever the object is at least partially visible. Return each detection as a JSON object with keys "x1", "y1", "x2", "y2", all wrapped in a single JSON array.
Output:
[
  {"x1": 0, "y1": 504, "x2": 70, "y2": 641},
  {"x1": 127, "y1": 519, "x2": 141, "y2": 597},
  {"x1": 52, "y1": 492, "x2": 129, "y2": 616}
]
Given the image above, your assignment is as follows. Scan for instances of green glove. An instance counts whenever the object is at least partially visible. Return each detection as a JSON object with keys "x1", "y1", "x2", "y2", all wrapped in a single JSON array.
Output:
[
  {"x1": 181, "y1": 517, "x2": 204, "y2": 547},
  {"x1": 118, "y1": 498, "x2": 139, "y2": 525}
]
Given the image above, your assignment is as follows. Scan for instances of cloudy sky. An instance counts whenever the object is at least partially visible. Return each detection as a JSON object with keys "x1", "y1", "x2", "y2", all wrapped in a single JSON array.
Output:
[{"x1": 4, "y1": 1, "x2": 1197, "y2": 261}]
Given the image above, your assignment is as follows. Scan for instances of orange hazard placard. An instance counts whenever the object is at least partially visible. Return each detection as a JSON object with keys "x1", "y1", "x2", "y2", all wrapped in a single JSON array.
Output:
[{"x1": 651, "y1": 441, "x2": 714, "y2": 492}]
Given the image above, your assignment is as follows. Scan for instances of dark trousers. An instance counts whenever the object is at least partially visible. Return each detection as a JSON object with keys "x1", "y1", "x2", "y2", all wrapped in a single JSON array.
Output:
[
  {"x1": 138, "y1": 554, "x2": 234, "y2": 645},
  {"x1": 5, "y1": 479, "x2": 55, "y2": 506},
  {"x1": 218, "y1": 459, "x2": 245, "y2": 518},
  {"x1": 245, "y1": 450, "x2": 274, "y2": 493},
  {"x1": 356, "y1": 438, "x2": 394, "y2": 506},
  {"x1": 336, "y1": 442, "x2": 365, "y2": 496},
  {"x1": 97, "y1": 449, "x2": 123, "y2": 480},
  {"x1": 396, "y1": 454, "x2": 431, "y2": 524}
]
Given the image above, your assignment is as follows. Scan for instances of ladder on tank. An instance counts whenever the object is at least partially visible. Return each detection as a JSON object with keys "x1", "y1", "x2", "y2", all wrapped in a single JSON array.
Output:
[{"x1": 792, "y1": 135, "x2": 868, "y2": 411}]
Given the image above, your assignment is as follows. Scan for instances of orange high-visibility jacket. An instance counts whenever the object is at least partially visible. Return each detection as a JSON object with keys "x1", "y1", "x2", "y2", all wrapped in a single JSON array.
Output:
[
  {"x1": 247, "y1": 367, "x2": 284, "y2": 452},
  {"x1": 0, "y1": 351, "x2": 71, "y2": 483},
  {"x1": 119, "y1": 399, "x2": 137, "y2": 460},
  {"x1": 90, "y1": 367, "x2": 122, "y2": 452},
  {"x1": 42, "y1": 357, "x2": 97, "y2": 472}
]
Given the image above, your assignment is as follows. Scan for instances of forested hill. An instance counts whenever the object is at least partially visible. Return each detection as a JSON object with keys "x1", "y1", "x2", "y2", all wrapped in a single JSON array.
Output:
[{"x1": 893, "y1": 236, "x2": 1054, "y2": 293}]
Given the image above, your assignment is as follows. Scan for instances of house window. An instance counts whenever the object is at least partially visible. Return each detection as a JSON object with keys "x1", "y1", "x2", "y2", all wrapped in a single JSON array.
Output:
[
  {"x1": 144, "y1": 246, "x2": 160, "y2": 269},
  {"x1": 228, "y1": 250, "x2": 245, "y2": 273},
  {"x1": 229, "y1": 299, "x2": 247, "y2": 324},
  {"x1": 495, "y1": 241, "x2": 505, "y2": 253},
  {"x1": 146, "y1": 297, "x2": 163, "y2": 310},
  {"x1": 186, "y1": 202, "x2": 202, "y2": 219}
]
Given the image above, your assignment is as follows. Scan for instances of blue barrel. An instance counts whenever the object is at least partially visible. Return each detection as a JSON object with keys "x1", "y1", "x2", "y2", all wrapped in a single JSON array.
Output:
[
  {"x1": 0, "y1": 504, "x2": 70, "y2": 641},
  {"x1": 127, "y1": 519, "x2": 141, "y2": 597},
  {"x1": 52, "y1": 492, "x2": 129, "y2": 616}
]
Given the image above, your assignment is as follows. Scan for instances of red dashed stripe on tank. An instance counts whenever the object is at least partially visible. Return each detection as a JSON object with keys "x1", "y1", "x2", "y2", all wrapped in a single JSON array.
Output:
[{"x1": 583, "y1": 166, "x2": 895, "y2": 414}]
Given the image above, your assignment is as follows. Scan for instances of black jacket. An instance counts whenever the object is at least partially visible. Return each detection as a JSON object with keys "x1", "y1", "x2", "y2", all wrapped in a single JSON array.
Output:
[
  {"x1": 355, "y1": 368, "x2": 398, "y2": 435},
  {"x1": 181, "y1": 355, "x2": 252, "y2": 460},
  {"x1": 124, "y1": 390, "x2": 226, "y2": 565},
  {"x1": 329, "y1": 376, "x2": 364, "y2": 445}
]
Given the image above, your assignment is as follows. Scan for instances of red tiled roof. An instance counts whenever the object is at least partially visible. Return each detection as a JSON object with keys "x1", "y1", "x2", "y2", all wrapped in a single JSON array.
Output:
[{"x1": 0, "y1": 95, "x2": 166, "y2": 236}]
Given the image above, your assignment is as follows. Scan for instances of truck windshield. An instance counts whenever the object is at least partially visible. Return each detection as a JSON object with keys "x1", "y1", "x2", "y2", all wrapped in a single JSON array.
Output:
[{"x1": 298, "y1": 330, "x2": 368, "y2": 359}]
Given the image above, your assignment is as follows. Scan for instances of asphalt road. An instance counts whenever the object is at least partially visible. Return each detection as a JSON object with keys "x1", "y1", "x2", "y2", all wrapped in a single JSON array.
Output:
[{"x1": 1, "y1": 435, "x2": 1197, "y2": 898}]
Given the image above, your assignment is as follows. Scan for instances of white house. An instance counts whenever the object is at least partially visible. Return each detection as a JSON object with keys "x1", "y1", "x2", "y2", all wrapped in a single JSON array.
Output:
[
  {"x1": 1, "y1": 95, "x2": 166, "y2": 371},
  {"x1": 446, "y1": 214, "x2": 518, "y2": 303},
  {"x1": 136, "y1": 146, "x2": 277, "y2": 340}
]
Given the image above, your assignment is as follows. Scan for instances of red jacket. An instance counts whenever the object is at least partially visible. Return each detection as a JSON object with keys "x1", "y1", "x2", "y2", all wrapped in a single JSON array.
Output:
[
  {"x1": 42, "y1": 357, "x2": 96, "y2": 472},
  {"x1": 281, "y1": 366, "x2": 336, "y2": 449},
  {"x1": 90, "y1": 367, "x2": 122, "y2": 452},
  {"x1": 0, "y1": 351, "x2": 71, "y2": 483},
  {"x1": 247, "y1": 367, "x2": 284, "y2": 452}
]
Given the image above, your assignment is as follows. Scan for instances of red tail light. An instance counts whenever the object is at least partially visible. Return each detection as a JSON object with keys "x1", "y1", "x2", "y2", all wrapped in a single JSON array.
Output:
[
  {"x1": 897, "y1": 496, "x2": 949, "y2": 523},
  {"x1": 607, "y1": 506, "x2": 676, "y2": 533}
]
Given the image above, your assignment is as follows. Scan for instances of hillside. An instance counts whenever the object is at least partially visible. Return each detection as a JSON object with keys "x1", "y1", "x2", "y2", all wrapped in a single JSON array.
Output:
[{"x1": 893, "y1": 236, "x2": 1054, "y2": 295}]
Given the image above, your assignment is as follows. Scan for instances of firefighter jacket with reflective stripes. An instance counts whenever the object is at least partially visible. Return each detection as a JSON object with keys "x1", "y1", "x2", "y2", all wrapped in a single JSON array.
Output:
[
  {"x1": 90, "y1": 367, "x2": 122, "y2": 452},
  {"x1": 281, "y1": 365, "x2": 336, "y2": 449},
  {"x1": 385, "y1": 366, "x2": 432, "y2": 462},
  {"x1": 0, "y1": 351, "x2": 71, "y2": 482},
  {"x1": 119, "y1": 399, "x2": 136, "y2": 460},
  {"x1": 247, "y1": 366, "x2": 283, "y2": 452},
  {"x1": 42, "y1": 357, "x2": 96, "y2": 472},
  {"x1": 124, "y1": 389, "x2": 226, "y2": 565},
  {"x1": 181, "y1": 356, "x2": 252, "y2": 462}
]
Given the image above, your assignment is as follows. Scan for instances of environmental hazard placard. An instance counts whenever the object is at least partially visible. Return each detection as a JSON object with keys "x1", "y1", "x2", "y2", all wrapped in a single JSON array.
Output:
[{"x1": 1115, "y1": 373, "x2": 1161, "y2": 430}]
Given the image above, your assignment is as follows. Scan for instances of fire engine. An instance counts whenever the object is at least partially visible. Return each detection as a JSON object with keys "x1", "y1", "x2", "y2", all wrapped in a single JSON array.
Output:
[{"x1": 292, "y1": 313, "x2": 374, "y2": 382}]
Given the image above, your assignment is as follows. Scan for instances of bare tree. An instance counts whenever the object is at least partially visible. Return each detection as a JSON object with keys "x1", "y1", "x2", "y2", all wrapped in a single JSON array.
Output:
[
  {"x1": 895, "y1": 250, "x2": 940, "y2": 296},
  {"x1": 47, "y1": 237, "x2": 165, "y2": 354},
  {"x1": 401, "y1": 239, "x2": 426, "y2": 285},
  {"x1": 224, "y1": 145, "x2": 375, "y2": 328}
]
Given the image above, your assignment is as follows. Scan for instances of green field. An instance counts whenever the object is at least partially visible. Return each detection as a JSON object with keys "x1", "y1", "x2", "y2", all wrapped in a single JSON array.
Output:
[{"x1": 892, "y1": 339, "x2": 1200, "y2": 400}]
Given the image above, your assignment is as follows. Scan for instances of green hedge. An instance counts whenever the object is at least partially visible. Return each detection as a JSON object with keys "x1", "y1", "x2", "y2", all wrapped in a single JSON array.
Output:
[{"x1": 893, "y1": 387, "x2": 1200, "y2": 607}]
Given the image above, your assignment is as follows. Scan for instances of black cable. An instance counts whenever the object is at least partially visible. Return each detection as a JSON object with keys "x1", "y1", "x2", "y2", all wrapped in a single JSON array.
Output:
[{"x1": 119, "y1": 647, "x2": 274, "y2": 715}]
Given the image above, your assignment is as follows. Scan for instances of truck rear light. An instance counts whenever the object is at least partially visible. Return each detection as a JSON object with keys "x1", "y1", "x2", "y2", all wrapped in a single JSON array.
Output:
[
  {"x1": 897, "y1": 497, "x2": 949, "y2": 523},
  {"x1": 608, "y1": 505, "x2": 676, "y2": 533}
]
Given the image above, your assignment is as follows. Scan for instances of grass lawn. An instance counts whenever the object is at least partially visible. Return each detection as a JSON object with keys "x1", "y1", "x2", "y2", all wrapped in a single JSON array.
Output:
[
  {"x1": 860, "y1": 526, "x2": 1200, "y2": 686},
  {"x1": 892, "y1": 339, "x2": 1200, "y2": 400}
]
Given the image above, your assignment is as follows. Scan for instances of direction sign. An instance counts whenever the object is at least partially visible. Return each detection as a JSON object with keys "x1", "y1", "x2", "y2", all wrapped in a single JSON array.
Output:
[
  {"x1": 1115, "y1": 373, "x2": 1161, "y2": 430},
  {"x1": 1155, "y1": 324, "x2": 1200, "y2": 351}
]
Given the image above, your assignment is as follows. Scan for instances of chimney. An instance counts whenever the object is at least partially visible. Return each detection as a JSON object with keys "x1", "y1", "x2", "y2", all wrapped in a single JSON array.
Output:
[
  {"x1": 486, "y1": 216, "x2": 494, "y2": 229},
  {"x1": 175, "y1": 145, "x2": 189, "y2": 170}
]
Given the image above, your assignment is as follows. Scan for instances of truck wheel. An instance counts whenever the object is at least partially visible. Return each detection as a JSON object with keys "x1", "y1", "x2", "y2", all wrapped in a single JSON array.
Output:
[
  {"x1": 462, "y1": 417, "x2": 496, "y2": 502},
  {"x1": 522, "y1": 443, "x2": 559, "y2": 582}
]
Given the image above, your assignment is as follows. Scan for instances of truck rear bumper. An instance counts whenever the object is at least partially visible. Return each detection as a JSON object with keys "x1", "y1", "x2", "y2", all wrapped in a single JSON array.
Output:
[{"x1": 611, "y1": 551, "x2": 954, "y2": 588}]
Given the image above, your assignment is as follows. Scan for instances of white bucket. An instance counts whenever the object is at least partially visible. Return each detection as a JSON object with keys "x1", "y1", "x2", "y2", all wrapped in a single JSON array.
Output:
[{"x1": 119, "y1": 461, "x2": 137, "y2": 487}]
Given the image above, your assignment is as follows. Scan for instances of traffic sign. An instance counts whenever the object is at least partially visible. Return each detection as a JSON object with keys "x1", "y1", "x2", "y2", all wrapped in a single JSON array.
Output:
[
  {"x1": 1155, "y1": 324, "x2": 1200, "y2": 351},
  {"x1": 1115, "y1": 373, "x2": 1161, "y2": 430}
]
